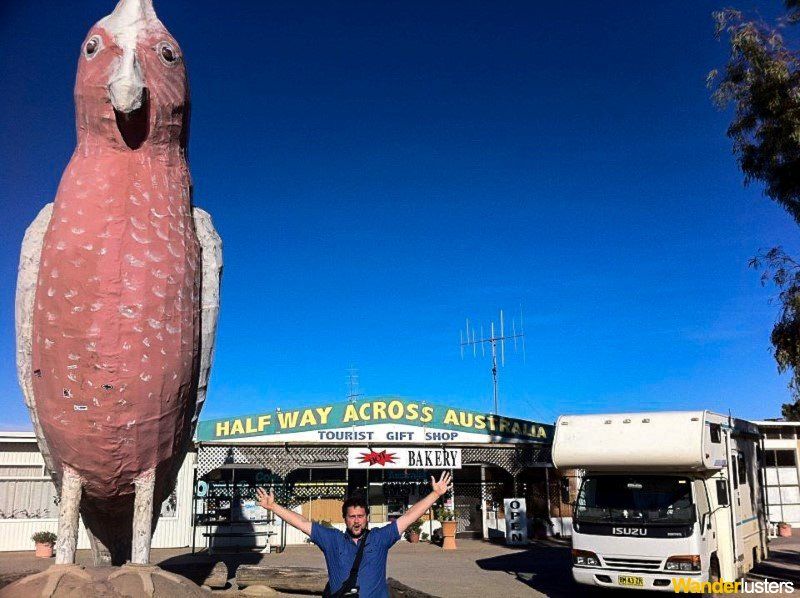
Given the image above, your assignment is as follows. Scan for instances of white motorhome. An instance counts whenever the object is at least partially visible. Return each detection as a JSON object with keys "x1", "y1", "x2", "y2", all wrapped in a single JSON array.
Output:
[{"x1": 552, "y1": 411, "x2": 767, "y2": 592}]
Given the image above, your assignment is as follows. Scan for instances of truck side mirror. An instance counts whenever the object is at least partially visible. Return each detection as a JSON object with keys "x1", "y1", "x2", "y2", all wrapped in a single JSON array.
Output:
[
  {"x1": 716, "y1": 479, "x2": 729, "y2": 507},
  {"x1": 560, "y1": 478, "x2": 570, "y2": 504}
]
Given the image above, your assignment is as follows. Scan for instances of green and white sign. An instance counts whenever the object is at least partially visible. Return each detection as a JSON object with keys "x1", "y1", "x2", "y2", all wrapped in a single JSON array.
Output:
[{"x1": 197, "y1": 397, "x2": 552, "y2": 445}]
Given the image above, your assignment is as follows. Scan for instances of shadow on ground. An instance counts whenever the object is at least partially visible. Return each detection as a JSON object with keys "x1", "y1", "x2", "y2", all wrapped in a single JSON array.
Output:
[
  {"x1": 157, "y1": 552, "x2": 438, "y2": 597},
  {"x1": 475, "y1": 540, "x2": 618, "y2": 597},
  {"x1": 751, "y1": 545, "x2": 800, "y2": 585},
  {"x1": 0, "y1": 570, "x2": 40, "y2": 590},
  {"x1": 157, "y1": 550, "x2": 262, "y2": 586}
]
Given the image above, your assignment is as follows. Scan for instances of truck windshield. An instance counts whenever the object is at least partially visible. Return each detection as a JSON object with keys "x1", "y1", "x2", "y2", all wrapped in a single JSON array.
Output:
[{"x1": 576, "y1": 475, "x2": 694, "y2": 525}]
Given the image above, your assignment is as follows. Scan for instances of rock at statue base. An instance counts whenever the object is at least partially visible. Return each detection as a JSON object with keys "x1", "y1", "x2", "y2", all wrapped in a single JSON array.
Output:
[
  {"x1": 0, "y1": 564, "x2": 207, "y2": 598},
  {"x1": 238, "y1": 585, "x2": 278, "y2": 597},
  {"x1": 201, "y1": 561, "x2": 229, "y2": 589}
]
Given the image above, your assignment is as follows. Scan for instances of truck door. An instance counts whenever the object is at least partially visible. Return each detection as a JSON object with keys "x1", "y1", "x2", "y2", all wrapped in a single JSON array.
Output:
[
  {"x1": 732, "y1": 448, "x2": 752, "y2": 569},
  {"x1": 694, "y1": 480, "x2": 713, "y2": 561}
]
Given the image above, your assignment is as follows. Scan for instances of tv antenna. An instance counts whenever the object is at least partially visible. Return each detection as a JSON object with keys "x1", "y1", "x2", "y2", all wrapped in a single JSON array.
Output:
[
  {"x1": 460, "y1": 308, "x2": 526, "y2": 414},
  {"x1": 346, "y1": 365, "x2": 364, "y2": 403}
]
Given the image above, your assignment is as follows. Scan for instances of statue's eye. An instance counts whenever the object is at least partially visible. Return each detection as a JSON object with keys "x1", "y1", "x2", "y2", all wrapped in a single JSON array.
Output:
[
  {"x1": 84, "y1": 35, "x2": 102, "y2": 59},
  {"x1": 157, "y1": 42, "x2": 179, "y2": 66}
]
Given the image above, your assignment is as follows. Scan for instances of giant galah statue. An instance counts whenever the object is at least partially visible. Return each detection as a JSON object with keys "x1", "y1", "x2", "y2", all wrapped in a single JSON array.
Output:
[{"x1": 15, "y1": 0, "x2": 221, "y2": 568}]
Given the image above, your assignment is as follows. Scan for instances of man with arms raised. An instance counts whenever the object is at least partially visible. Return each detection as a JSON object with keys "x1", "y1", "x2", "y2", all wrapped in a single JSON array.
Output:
[{"x1": 256, "y1": 471, "x2": 452, "y2": 597}]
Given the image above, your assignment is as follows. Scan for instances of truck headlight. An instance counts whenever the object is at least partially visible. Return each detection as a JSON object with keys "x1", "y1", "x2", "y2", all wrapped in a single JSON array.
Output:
[
  {"x1": 665, "y1": 555, "x2": 701, "y2": 572},
  {"x1": 572, "y1": 549, "x2": 601, "y2": 567}
]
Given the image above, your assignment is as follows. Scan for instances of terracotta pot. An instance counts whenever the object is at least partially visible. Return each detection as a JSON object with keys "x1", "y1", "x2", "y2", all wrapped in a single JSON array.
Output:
[
  {"x1": 407, "y1": 531, "x2": 421, "y2": 543},
  {"x1": 35, "y1": 542, "x2": 54, "y2": 558},
  {"x1": 779, "y1": 524, "x2": 792, "y2": 538},
  {"x1": 441, "y1": 520, "x2": 458, "y2": 550}
]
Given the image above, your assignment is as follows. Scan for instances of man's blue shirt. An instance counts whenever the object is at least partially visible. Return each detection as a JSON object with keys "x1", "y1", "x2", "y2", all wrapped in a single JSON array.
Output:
[{"x1": 310, "y1": 521, "x2": 400, "y2": 598}]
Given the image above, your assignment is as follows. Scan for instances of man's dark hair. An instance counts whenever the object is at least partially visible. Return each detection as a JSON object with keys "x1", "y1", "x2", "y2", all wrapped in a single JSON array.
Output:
[{"x1": 342, "y1": 496, "x2": 369, "y2": 518}]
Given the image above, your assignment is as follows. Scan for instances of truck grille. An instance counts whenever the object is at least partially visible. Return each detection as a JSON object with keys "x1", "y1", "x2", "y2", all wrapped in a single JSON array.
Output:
[{"x1": 602, "y1": 556, "x2": 662, "y2": 571}]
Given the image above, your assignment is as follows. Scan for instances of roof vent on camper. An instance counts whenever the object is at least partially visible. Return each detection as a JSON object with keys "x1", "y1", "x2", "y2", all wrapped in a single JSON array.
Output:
[
  {"x1": 691, "y1": 417, "x2": 699, "y2": 421},
  {"x1": 604, "y1": 420, "x2": 612, "y2": 424},
  {"x1": 623, "y1": 418, "x2": 631, "y2": 424},
  {"x1": 642, "y1": 418, "x2": 650, "y2": 423}
]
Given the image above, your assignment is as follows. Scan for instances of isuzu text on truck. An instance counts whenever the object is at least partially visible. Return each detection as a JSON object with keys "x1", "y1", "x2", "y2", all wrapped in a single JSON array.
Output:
[{"x1": 552, "y1": 411, "x2": 767, "y2": 592}]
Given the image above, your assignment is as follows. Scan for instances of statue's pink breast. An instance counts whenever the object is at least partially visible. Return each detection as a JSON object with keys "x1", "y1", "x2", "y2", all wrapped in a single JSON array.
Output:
[{"x1": 30, "y1": 148, "x2": 200, "y2": 500}]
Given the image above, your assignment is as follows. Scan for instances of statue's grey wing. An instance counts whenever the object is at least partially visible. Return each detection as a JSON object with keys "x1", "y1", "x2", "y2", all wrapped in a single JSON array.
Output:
[
  {"x1": 191, "y1": 207, "x2": 223, "y2": 438},
  {"x1": 15, "y1": 203, "x2": 56, "y2": 475}
]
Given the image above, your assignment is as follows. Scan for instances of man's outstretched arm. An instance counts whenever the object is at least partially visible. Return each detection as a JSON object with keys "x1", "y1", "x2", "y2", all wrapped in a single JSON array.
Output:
[
  {"x1": 395, "y1": 471, "x2": 453, "y2": 535},
  {"x1": 256, "y1": 487, "x2": 313, "y2": 536}
]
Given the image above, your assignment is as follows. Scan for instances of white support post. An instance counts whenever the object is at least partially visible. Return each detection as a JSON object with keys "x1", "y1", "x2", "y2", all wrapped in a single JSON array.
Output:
[
  {"x1": 55, "y1": 467, "x2": 83, "y2": 565},
  {"x1": 131, "y1": 468, "x2": 156, "y2": 565}
]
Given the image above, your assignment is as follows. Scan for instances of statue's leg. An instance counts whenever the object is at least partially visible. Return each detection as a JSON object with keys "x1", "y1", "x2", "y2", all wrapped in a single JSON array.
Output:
[
  {"x1": 54, "y1": 467, "x2": 83, "y2": 564},
  {"x1": 13, "y1": 469, "x2": 90, "y2": 595},
  {"x1": 131, "y1": 468, "x2": 156, "y2": 565}
]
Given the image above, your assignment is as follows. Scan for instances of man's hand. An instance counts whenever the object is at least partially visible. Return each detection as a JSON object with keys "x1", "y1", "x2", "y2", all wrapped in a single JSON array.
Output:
[
  {"x1": 255, "y1": 487, "x2": 312, "y2": 535},
  {"x1": 430, "y1": 471, "x2": 453, "y2": 498},
  {"x1": 397, "y1": 470, "x2": 454, "y2": 534},
  {"x1": 255, "y1": 487, "x2": 277, "y2": 511}
]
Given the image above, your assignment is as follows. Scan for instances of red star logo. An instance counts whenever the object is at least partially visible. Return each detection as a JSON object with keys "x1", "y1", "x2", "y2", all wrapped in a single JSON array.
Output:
[{"x1": 358, "y1": 450, "x2": 397, "y2": 467}]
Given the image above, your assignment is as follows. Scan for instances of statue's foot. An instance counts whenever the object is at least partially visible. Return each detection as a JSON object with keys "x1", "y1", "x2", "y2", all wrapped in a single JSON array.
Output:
[
  {"x1": 13, "y1": 564, "x2": 92, "y2": 597},
  {"x1": 108, "y1": 563, "x2": 194, "y2": 598}
]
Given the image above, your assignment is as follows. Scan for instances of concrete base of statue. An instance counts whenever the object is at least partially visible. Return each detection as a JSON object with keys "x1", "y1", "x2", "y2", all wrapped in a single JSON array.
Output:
[{"x1": 0, "y1": 563, "x2": 207, "y2": 598}]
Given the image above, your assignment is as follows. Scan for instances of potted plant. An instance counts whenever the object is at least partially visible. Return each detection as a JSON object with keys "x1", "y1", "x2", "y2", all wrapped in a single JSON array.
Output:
[
  {"x1": 405, "y1": 518, "x2": 424, "y2": 543},
  {"x1": 421, "y1": 532, "x2": 429, "y2": 542},
  {"x1": 32, "y1": 531, "x2": 56, "y2": 558},
  {"x1": 778, "y1": 522, "x2": 792, "y2": 537},
  {"x1": 435, "y1": 507, "x2": 457, "y2": 550}
]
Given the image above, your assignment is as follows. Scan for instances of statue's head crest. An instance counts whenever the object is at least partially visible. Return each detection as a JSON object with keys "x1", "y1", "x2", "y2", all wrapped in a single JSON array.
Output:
[
  {"x1": 99, "y1": 0, "x2": 162, "y2": 42},
  {"x1": 75, "y1": 0, "x2": 188, "y2": 151}
]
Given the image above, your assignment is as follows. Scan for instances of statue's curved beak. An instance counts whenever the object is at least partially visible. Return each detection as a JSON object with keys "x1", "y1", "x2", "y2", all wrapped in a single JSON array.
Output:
[
  {"x1": 109, "y1": 49, "x2": 144, "y2": 114},
  {"x1": 109, "y1": 50, "x2": 149, "y2": 149}
]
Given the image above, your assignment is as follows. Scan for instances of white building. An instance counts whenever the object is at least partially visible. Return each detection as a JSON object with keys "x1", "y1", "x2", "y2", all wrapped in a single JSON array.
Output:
[
  {"x1": 755, "y1": 421, "x2": 800, "y2": 527},
  {"x1": 0, "y1": 432, "x2": 195, "y2": 552}
]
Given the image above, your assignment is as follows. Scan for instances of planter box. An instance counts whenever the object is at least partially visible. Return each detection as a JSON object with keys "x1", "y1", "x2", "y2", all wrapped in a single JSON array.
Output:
[{"x1": 34, "y1": 542, "x2": 54, "y2": 558}]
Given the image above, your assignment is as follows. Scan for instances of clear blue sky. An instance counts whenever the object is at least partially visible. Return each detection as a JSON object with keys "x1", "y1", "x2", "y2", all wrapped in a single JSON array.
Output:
[{"x1": 0, "y1": 0, "x2": 796, "y2": 430}]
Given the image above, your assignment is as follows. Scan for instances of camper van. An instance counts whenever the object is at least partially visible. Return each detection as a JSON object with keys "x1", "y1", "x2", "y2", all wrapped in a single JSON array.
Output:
[{"x1": 552, "y1": 411, "x2": 767, "y2": 592}]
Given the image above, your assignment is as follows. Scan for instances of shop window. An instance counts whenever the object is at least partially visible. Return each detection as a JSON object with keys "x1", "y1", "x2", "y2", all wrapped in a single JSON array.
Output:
[
  {"x1": 765, "y1": 451, "x2": 777, "y2": 467},
  {"x1": 310, "y1": 468, "x2": 347, "y2": 482},
  {"x1": 368, "y1": 482, "x2": 388, "y2": 523},
  {"x1": 777, "y1": 450, "x2": 797, "y2": 467},
  {"x1": 764, "y1": 450, "x2": 796, "y2": 468}
]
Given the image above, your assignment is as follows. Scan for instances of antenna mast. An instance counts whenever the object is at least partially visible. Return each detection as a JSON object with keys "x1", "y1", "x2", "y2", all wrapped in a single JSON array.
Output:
[
  {"x1": 346, "y1": 365, "x2": 364, "y2": 403},
  {"x1": 460, "y1": 309, "x2": 525, "y2": 414}
]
